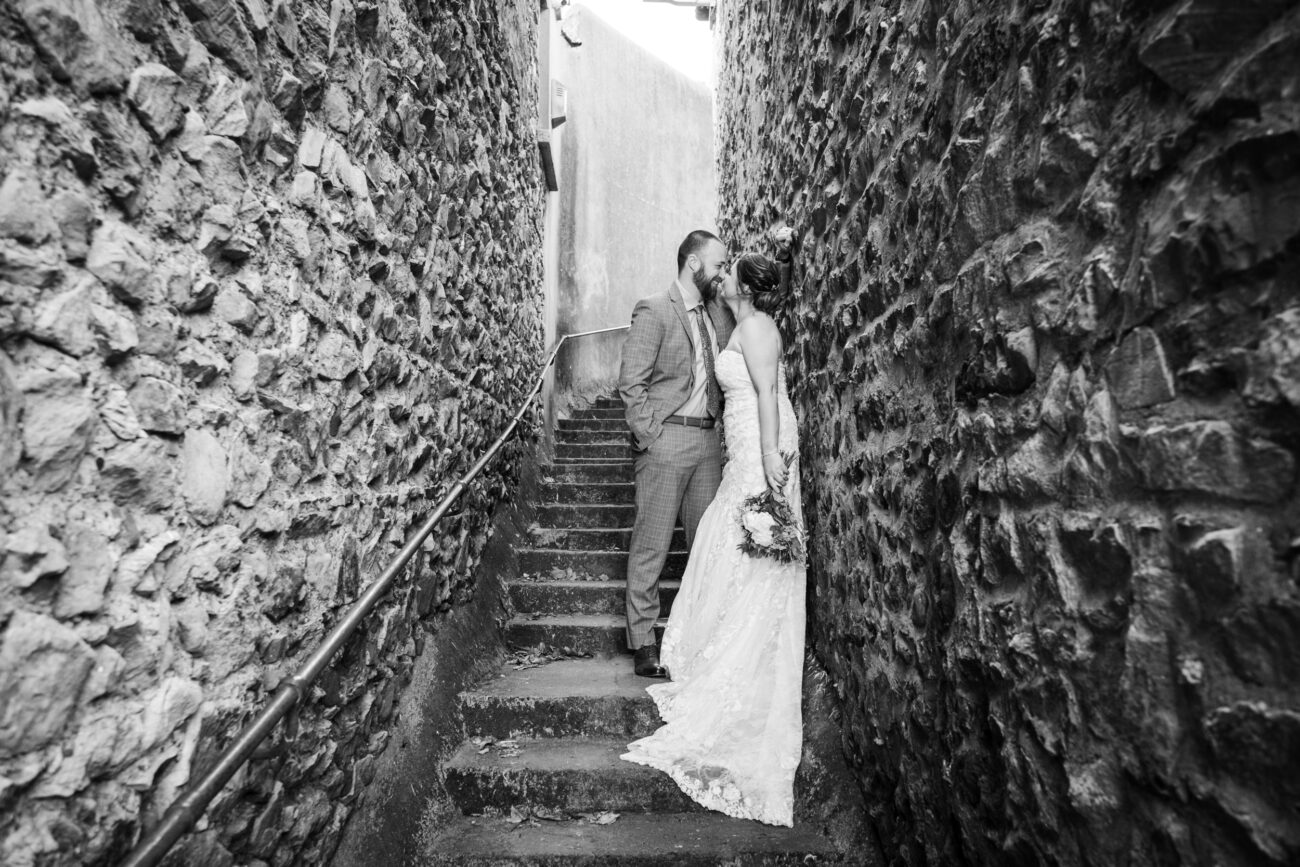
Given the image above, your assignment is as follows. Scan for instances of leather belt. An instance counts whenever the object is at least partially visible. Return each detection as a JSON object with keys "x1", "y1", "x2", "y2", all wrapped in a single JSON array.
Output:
[{"x1": 663, "y1": 415, "x2": 716, "y2": 429}]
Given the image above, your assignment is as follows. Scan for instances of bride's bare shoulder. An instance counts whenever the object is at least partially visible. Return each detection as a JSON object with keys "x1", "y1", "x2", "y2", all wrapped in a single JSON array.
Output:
[
  {"x1": 736, "y1": 312, "x2": 780, "y2": 338},
  {"x1": 736, "y1": 313, "x2": 782, "y2": 357}
]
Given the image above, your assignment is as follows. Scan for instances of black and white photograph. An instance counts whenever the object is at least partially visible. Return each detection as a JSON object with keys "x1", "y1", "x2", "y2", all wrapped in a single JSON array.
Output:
[{"x1": 0, "y1": 0, "x2": 1297, "y2": 864}]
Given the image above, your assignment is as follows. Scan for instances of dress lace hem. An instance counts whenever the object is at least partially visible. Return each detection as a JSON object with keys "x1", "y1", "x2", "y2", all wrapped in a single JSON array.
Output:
[{"x1": 619, "y1": 748, "x2": 795, "y2": 827}]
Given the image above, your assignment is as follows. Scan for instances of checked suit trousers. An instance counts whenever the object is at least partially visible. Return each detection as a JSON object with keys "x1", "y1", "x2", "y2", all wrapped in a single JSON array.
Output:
[{"x1": 625, "y1": 423, "x2": 722, "y2": 650}]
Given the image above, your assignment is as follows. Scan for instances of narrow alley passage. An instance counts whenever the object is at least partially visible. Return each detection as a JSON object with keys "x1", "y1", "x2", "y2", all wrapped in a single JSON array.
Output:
[{"x1": 1, "y1": 0, "x2": 1296, "y2": 864}]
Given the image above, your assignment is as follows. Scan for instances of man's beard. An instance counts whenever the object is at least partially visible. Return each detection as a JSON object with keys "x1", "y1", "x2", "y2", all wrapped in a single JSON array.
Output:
[{"x1": 694, "y1": 268, "x2": 718, "y2": 302}]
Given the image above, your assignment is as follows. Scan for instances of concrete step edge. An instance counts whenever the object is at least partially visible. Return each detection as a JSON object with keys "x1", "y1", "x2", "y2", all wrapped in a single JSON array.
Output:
[
  {"x1": 507, "y1": 578, "x2": 681, "y2": 590},
  {"x1": 518, "y1": 548, "x2": 685, "y2": 558},
  {"x1": 442, "y1": 735, "x2": 702, "y2": 814},
  {"x1": 417, "y1": 813, "x2": 840, "y2": 865},
  {"x1": 508, "y1": 613, "x2": 664, "y2": 628}
]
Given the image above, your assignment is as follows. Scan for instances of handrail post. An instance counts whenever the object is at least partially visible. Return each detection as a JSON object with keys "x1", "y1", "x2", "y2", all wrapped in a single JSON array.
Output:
[{"x1": 117, "y1": 324, "x2": 629, "y2": 867}]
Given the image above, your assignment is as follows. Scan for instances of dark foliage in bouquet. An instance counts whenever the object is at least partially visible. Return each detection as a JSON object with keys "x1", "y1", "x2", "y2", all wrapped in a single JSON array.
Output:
[{"x1": 737, "y1": 453, "x2": 806, "y2": 564}]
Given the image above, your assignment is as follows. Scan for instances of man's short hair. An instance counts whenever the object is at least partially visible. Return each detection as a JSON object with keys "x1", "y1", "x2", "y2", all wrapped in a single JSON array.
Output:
[{"x1": 677, "y1": 229, "x2": 722, "y2": 272}]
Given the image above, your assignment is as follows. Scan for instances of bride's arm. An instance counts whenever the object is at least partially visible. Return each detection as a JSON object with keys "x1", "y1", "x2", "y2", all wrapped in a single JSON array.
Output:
[
  {"x1": 738, "y1": 316, "x2": 788, "y2": 491},
  {"x1": 772, "y1": 225, "x2": 796, "y2": 294}
]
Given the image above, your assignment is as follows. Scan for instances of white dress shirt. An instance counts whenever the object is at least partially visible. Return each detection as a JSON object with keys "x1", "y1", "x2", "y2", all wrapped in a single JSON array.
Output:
[{"x1": 674, "y1": 278, "x2": 717, "y2": 420}]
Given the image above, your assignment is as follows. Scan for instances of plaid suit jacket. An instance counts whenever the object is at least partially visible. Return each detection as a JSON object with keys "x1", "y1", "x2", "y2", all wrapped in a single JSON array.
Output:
[{"x1": 618, "y1": 282, "x2": 735, "y2": 452}]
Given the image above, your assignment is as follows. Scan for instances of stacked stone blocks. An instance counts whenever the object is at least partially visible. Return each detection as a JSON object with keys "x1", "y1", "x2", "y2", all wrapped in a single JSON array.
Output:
[
  {"x1": 0, "y1": 0, "x2": 545, "y2": 864},
  {"x1": 716, "y1": 0, "x2": 1299, "y2": 864}
]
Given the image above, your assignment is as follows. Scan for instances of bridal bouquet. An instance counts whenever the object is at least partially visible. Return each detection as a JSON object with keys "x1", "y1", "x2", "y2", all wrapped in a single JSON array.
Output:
[{"x1": 737, "y1": 456, "x2": 806, "y2": 564}]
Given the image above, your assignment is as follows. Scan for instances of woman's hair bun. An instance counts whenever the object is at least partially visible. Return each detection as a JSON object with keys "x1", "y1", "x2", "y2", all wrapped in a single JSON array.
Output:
[{"x1": 736, "y1": 252, "x2": 782, "y2": 312}]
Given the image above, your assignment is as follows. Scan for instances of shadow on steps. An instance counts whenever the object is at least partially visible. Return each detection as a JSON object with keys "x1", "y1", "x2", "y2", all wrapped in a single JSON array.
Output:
[
  {"x1": 328, "y1": 452, "x2": 545, "y2": 867},
  {"x1": 797, "y1": 653, "x2": 880, "y2": 863}
]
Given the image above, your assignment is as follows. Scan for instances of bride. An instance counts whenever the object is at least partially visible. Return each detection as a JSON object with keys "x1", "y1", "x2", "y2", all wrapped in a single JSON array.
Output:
[{"x1": 621, "y1": 242, "x2": 806, "y2": 827}]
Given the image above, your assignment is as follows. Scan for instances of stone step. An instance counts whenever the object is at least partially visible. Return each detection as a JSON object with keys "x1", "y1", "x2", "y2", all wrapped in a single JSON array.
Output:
[
  {"x1": 507, "y1": 614, "x2": 662, "y2": 656},
  {"x1": 555, "y1": 429, "x2": 628, "y2": 445},
  {"x1": 569, "y1": 407, "x2": 626, "y2": 420},
  {"x1": 418, "y1": 813, "x2": 840, "y2": 865},
  {"x1": 526, "y1": 526, "x2": 684, "y2": 552},
  {"x1": 536, "y1": 504, "x2": 635, "y2": 529},
  {"x1": 539, "y1": 482, "x2": 634, "y2": 505},
  {"x1": 591, "y1": 396, "x2": 624, "y2": 409},
  {"x1": 556, "y1": 442, "x2": 631, "y2": 461},
  {"x1": 551, "y1": 458, "x2": 634, "y2": 469},
  {"x1": 518, "y1": 549, "x2": 686, "y2": 581},
  {"x1": 443, "y1": 737, "x2": 702, "y2": 815},
  {"x1": 541, "y1": 462, "x2": 634, "y2": 484},
  {"x1": 509, "y1": 578, "x2": 679, "y2": 616},
  {"x1": 459, "y1": 657, "x2": 660, "y2": 739},
  {"x1": 558, "y1": 418, "x2": 629, "y2": 432}
]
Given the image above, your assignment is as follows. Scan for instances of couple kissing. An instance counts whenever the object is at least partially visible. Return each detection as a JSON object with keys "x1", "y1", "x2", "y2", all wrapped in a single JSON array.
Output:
[{"x1": 616, "y1": 227, "x2": 806, "y2": 827}]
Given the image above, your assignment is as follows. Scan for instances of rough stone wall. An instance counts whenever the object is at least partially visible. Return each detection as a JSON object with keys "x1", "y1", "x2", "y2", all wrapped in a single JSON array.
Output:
[
  {"x1": 330, "y1": 457, "x2": 531, "y2": 866},
  {"x1": 715, "y1": 1, "x2": 1300, "y2": 864},
  {"x1": 0, "y1": 1, "x2": 545, "y2": 865}
]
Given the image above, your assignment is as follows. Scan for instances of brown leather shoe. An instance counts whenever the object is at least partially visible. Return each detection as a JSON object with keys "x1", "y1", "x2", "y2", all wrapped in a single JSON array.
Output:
[{"x1": 633, "y1": 644, "x2": 666, "y2": 678}]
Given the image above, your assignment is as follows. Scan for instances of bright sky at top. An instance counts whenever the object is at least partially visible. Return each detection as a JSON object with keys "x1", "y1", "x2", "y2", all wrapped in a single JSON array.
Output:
[{"x1": 575, "y1": 0, "x2": 715, "y2": 87}]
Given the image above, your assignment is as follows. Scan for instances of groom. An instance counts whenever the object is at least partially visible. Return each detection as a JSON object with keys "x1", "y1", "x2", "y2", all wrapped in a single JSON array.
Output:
[{"x1": 618, "y1": 229, "x2": 735, "y2": 677}]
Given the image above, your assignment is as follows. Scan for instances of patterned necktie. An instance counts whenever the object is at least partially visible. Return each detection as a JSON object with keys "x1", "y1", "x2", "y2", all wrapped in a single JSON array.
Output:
[{"x1": 694, "y1": 305, "x2": 722, "y2": 419}]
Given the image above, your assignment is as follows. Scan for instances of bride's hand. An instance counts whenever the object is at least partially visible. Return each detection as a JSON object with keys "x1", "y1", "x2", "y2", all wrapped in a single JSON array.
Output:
[
  {"x1": 771, "y1": 225, "x2": 795, "y2": 252},
  {"x1": 763, "y1": 453, "x2": 788, "y2": 490}
]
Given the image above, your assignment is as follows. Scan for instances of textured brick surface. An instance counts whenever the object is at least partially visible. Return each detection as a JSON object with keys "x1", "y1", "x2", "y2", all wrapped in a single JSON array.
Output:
[
  {"x1": 0, "y1": 1, "x2": 544, "y2": 864},
  {"x1": 715, "y1": 1, "x2": 1300, "y2": 864}
]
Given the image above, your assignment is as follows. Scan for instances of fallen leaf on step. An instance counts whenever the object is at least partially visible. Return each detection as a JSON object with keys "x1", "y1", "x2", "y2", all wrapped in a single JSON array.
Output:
[
  {"x1": 531, "y1": 805, "x2": 566, "y2": 821},
  {"x1": 578, "y1": 810, "x2": 619, "y2": 825},
  {"x1": 529, "y1": 528, "x2": 567, "y2": 547},
  {"x1": 507, "y1": 643, "x2": 593, "y2": 670}
]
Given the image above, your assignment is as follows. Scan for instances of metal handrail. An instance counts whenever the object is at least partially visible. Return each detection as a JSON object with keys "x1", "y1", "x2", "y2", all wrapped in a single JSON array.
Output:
[{"x1": 119, "y1": 324, "x2": 631, "y2": 867}]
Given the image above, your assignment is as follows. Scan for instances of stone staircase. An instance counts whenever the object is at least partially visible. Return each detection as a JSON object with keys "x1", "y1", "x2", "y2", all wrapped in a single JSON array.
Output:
[{"x1": 418, "y1": 396, "x2": 841, "y2": 864}]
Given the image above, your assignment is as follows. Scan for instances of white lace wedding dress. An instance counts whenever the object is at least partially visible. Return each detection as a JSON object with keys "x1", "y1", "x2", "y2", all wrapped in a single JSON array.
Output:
[{"x1": 621, "y1": 348, "x2": 806, "y2": 826}]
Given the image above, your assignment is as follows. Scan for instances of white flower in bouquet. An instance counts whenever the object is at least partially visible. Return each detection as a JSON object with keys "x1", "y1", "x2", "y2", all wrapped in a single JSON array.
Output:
[
  {"x1": 736, "y1": 452, "x2": 806, "y2": 564},
  {"x1": 741, "y1": 511, "x2": 777, "y2": 547}
]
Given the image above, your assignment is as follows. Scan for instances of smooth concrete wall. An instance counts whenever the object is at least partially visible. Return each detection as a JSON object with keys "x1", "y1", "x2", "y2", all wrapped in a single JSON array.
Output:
[
  {"x1": 538, "y1": 7, "x2": 564, "y2": 459},
  {"x1": 551, "y1": 6, "x2": 717, "y2": 399}
]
